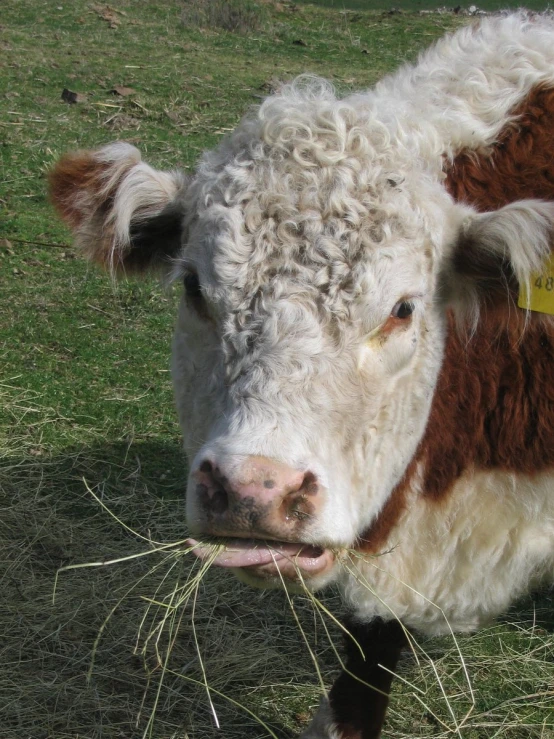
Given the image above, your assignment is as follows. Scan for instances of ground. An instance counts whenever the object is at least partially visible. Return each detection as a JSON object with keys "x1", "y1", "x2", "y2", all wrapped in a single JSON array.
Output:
[{"x1": 1, "y1": 1, "x2": 553, "y2": 737}]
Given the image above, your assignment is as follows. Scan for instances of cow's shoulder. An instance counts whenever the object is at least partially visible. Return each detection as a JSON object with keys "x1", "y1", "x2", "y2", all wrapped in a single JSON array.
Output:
[
  {"x1": 348, "y1": 465, "x2": 554, "y2": 634},
  {"x1": 446, "y1": 84, "x2": 554, "y2": 211}
]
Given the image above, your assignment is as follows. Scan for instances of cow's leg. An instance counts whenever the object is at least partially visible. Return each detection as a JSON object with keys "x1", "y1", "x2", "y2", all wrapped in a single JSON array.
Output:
[{"x1": 300, "y1": 618, "x2": 409, "y2": 739}]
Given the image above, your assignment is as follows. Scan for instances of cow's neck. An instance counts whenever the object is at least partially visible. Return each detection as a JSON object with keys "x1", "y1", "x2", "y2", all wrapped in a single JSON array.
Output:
[{"x1": 361, "y1": 306, "x2": 554, "y2": 553}]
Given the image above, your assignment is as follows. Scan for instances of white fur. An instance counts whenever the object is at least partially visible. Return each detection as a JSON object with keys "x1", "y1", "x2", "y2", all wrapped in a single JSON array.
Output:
[
  {"x1": 59, "y1": 15, "x2": 554, "y2": 638},
  {"x1": 362, "y1": 13, "x2": 554, "y2": 168},
  {"x1": 341, "y1": 467, "x2": 554, "y2": 636}
]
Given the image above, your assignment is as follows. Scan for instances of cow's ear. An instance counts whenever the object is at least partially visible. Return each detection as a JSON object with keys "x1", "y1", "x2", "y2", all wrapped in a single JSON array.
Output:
[
  {"x1": 49, "y1": 143, "x2": 187, "y2": 274},
  {"x1": 441, "y1": 200, "x2": 554, "y2": 321}
]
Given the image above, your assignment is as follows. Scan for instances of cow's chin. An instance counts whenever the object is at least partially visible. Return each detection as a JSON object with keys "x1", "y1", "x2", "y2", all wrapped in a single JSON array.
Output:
[{"x1": 187, "y1": 537, "x2": 337, "y2": 590}]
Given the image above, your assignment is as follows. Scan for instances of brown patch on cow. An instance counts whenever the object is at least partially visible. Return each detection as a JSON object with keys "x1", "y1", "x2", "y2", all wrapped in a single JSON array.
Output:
[
  {"x1": 435, "y1": 83, "x2": 554, "y2": 494},
  {"x1": 423, "y1": 310, "x2": 554, "y2": 495},
  {"x1": 445, "y1": 84, "x2": 554, "y2": 212},
  {"x1": 359, "y1": 458, "x2": 417, "y2": 552},
  {"x1": 49, "y1": 148, "x2": 184, "y2": 273},
  {"x1": 48, "y1": 151, "x2": 105, "y2": 230},
  {"x1": 360, "y1": 84, "x2": 554, "y2": 552},
  {"x1": 49, "y1": 150, "x2": 125, "y2": 269}
]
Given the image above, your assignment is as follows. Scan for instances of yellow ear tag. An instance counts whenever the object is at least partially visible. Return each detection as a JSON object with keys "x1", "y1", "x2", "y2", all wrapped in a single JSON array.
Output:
[{"x1": 518, "y1": 253, "x2": 554, "y2": 315}]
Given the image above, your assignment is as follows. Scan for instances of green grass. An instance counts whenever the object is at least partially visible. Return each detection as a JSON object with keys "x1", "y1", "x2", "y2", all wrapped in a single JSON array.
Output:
[{"x1": 1, "y1": 1, "x2": 553, "y2": 738}]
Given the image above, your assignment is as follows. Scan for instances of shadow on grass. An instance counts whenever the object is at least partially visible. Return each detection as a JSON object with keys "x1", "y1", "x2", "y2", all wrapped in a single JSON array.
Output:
[
  {"x1": 1, "y1": 442, "x2": 552, "y2": 739},
  {"x1": 501, "y1": 588, "x2": 554, "y2": 633},
  {"x1": 0, "y1": 441, "x2": 329, "y2": 739}
]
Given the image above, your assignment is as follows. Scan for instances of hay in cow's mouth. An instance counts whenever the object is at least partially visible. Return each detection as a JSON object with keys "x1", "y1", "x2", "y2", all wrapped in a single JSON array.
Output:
[{"x1": 187, "y1": 536, "x2": 334, "y2": 576}]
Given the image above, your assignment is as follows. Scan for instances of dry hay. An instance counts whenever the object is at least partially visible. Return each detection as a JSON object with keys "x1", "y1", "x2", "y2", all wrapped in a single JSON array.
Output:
[
  {"x1": 0, "y1": 382, "x2": 328, "y2": 738},
  {"x1": 1, "y1": 381, "x2": 552, "y2": 738}
]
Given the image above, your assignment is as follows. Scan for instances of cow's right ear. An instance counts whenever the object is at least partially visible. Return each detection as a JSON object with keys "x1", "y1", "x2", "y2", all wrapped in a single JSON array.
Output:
[
  {"x1": 49, "y1": 143, "x2": 187, "y2": 274},
  {"x1": 440, "y1": 199, "x2": 554, "y2": 323}
]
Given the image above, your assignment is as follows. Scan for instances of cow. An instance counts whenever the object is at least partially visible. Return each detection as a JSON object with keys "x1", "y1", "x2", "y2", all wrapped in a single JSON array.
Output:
[{"x1": 50, "y1": 13, "x2": 554, "y2": 738}]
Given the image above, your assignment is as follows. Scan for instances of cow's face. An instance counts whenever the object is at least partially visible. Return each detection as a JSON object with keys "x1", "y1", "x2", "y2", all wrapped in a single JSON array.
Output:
[
  {"x1": 171, "y1": 133, "x2": 456, "y2": 590},
  {"x1": 50, "y1": 83, "x2": 554, "y2": 590}
]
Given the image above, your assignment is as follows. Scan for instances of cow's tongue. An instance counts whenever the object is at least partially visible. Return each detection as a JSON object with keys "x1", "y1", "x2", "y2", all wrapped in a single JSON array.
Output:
[{"x1": 187, "y1": 537, "x2": 324, "y2": 568}]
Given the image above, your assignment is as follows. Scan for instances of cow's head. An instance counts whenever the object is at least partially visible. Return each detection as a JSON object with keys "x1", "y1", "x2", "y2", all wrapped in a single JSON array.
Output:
[{"x1": 50, "y1": 80, "x2": 554, "y2": 591}]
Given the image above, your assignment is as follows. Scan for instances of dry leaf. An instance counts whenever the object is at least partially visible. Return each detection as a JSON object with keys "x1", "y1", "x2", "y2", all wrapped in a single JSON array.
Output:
[
  {"x1": 110, "y1": 85, "x2": 136, "y2": 97},
  {"x1": 92, "y1": 4, "x2": 121, "y2": 28},
  {"x1": 61, "y1": 88, "x2": 87, "y2": 104},
  {"x1": 258, "y1": 78, "x2": 283, "y2": 94},
  {"x1": 104, "y1": 113, "x2": 140, "y2": 131}
]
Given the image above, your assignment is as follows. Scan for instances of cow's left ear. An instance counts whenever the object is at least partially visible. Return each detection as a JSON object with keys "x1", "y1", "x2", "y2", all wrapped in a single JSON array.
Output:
[
  {"x1": 441, "y1": 200, "x2": 554, "y2": 318},
  {"x1": 49, "y1": 142, "x2": 187, "y2": 274}
]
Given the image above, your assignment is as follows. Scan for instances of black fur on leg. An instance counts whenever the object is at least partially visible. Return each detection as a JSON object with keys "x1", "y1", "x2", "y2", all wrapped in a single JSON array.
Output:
[{"x1": 329, "y1": 617, "x2": 409, "y2": 739}]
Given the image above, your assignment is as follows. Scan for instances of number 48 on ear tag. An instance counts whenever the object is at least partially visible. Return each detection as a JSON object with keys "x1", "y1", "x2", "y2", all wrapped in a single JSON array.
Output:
[{"x1": 518, "y1": 253, "x2": 554, "y2": 315}]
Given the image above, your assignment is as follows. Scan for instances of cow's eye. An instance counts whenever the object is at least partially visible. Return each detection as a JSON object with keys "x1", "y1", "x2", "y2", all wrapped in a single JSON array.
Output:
[
  {"x1": 391, "y1": 300, "x2": 414, "y2": 319},
  {"x1": 184, "y1": 271, "x2": 201, "y2": 299},
  {"x1": 183, "y1": 271, "x2": 208, "y2": 319}
]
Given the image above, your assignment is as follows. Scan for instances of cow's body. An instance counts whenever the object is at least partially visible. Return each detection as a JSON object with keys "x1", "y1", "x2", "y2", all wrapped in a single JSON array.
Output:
[{"x1": 50, "y1": 14, "x2": 554, "y2": 738}]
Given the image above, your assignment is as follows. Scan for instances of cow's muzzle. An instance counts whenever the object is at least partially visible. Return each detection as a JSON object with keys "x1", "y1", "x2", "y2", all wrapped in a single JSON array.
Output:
[
  {"x1": 189, "y1": 454, "x2": 322, "y2": 537},
  {"x1": 186, "y1": 454, "x2": 334, "y2": 581}
]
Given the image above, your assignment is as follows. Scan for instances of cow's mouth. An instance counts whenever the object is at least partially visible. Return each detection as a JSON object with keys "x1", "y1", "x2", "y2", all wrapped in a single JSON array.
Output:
[{"x1": 187, "y1": 537, "x2": 335, "y2": 581}]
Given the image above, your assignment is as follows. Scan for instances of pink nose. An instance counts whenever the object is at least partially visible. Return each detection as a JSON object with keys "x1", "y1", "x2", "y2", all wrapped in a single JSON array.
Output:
[{"x1": 191, "y1": 455, "x2": 321, "y2": 538}]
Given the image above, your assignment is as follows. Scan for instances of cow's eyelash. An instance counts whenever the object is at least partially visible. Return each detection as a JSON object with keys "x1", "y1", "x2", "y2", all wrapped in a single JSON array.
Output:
[
  {"x1": 183, "y1": 271, "x2": 202, "y2": 299},
  {"x1": 391, "y1": 300, "x2": 415, "y2": 319},
  {"x1": 183, "y1": 271, "x2": 210, "y2": 320}
]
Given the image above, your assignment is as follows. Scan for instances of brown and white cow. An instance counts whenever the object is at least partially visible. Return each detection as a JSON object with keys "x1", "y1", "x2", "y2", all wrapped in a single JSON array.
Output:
[{"x1": 50, "y1": 13, "x2": 554, "y2": 738}]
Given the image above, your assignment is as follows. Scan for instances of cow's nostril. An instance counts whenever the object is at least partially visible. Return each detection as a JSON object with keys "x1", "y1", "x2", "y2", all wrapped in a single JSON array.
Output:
[
  {"x1": 284, "y1": 494, "x2": 314, "y2": 523},
  {"x1": 195, "y1": 460, "x2": 230, "y2": 515},
  {"x1": 199, "y1": 459, "x2": 213, "y2": 474},
  {"x1": 302, "y1": 471, "x2": 319, "y2": 496},
  {"x1": 211, "y1": 488, "x2": 229, "y2": 515},
  {"x1": 196, "y1": 483, "x2": 209, "y2": 498}
]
